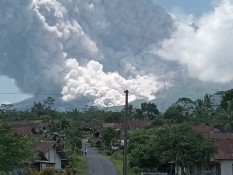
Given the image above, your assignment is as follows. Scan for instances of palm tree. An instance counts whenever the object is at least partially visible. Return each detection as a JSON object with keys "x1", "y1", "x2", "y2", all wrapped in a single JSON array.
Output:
[
  {"x1": 31, "y1": 102, "x2": 44, "y2": 117},
  {"x1": 214, "y1": 100, "x2": 233, "y2": 132},
  {"x1": 192, "y1": 94, "x2": 217, "y2": 123}
]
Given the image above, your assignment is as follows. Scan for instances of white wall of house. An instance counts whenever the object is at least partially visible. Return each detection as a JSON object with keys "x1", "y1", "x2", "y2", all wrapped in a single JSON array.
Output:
[
  {"x1": 220, "y1": 160, "x2": 233, "y2": 175},
  {"x1": 45, "y1": 147, "x2": 62, "y2": 169},
  {"x1": 175, "y1": 166, "x2": 182, "y2": 175}
]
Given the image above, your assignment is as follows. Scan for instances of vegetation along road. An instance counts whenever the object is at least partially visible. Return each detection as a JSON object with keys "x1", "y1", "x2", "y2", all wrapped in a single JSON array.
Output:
[{"x1": 82, "y1": 139, "x2": 118, "y2": 175}]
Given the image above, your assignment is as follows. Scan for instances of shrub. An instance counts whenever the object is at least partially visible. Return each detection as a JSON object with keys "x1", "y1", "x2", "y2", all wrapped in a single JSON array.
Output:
[
  {"x1": 0, "y1": 172, "x2": 10, "y2": 175},
  {"x1": 130, "y1": 167, "x2": 141, "y2": 174},
  {"x1": 76, "y1": 139, "x2": 82, "y2": 149},
  {"x1": 95, "y1": 139, "x2": 101, "y2": 148},
  {"x1": 112, "y1": 151, "x2": 122, "y2": 159},
  {"x1": 105, "y1": 150, "x2": 112, "y2": 156},
  {"x1": 42, "y1": 168, "x2": 56, "y2": 175},
  {"x1": 29, "y1": 172, "x2": 42, "y2": 175}
]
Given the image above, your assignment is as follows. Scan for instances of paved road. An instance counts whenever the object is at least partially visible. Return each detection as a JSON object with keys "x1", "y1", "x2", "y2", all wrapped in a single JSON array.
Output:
[{"x1": 82, "y1": 140, "x2": 118, "y2": 175}]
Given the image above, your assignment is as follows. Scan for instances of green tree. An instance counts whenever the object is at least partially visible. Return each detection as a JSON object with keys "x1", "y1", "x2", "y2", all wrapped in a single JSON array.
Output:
[
  {"x1": 219, "y1": 89, "x2": 233, "y2": 110},
  {"x1": 128, "y1": 130, "x2": 151, "y2": 152},
  {"x1": 163, "y1": 105, "x2": 186, "y2": 123},
  {"x1": 129, "y1": 142, "x2": 160, "y2": 170},
  {"x1": 66, "y1": 108, "x2": 82, "y2": 121},
  {"x1": 40, "y1": 115, "x2": 52, "y2": 123},
  {"x1": 132, "y1": 108, "x2": 143, "y2": 120},
  {"x1": 128, "y1": 124, "x2": 216, "y2": 174},
  {"x1": 193, "y1": 94, "x2": 216, "y2": 123},
  {"x1": 102, "y1": 128, "x2": 121, "y2": 149},
  {"x1": 213, "y1": 100, "x2": 233, "y2": 131},
  {"x1": 64, "y1": 123, "x2": 82, "y2": 153},
  {"x1": 141, "y1": 103, "x2": 160, "y2": 120},
  {"x1": 31, "y1": 97, "x2": 56, "y2": 118},
  {"x1": 154, "y1": 124, "x2": 216, "y2": 175},
  {"x1": 80, "y1": 106, "x2": 107, "y2": 126},
  {"x1": 60, "y1": 117, "x2": 72, "y2": 131},
  {"x1": 43, "y1": 97, "x2": 55, "y2": 110},
  {"x1": 104, "y1": 111, "x2": 123, "y2": 123},
  {"x1": 150, "y1": 117, "x2": 166, "y2": 128},
  {"x1": 0, "y1": 124, "x2": 35, "y2": 173},
  {"x1": 31, "y1": 102, "x2": 44, "y2": 117},
  {"x1": 128, "y1": 129, "x2": 161, "y2": 170},
  {"x1": 175, "y1": 98, "x2": 195, "y2": 118}
]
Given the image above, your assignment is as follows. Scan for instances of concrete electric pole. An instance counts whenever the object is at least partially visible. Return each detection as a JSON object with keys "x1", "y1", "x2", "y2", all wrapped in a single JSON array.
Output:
[{"x1": 123, "y1": 90, "x2": 129, "y2": 175}]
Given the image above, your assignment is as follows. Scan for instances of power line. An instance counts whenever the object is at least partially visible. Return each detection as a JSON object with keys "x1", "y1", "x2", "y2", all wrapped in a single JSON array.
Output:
[
  {"x1": 0, "y1": 92, "x2": 27, "y2": 95},
  {"x1": 34, "y1": 93, "x2": 62, "y2": 96},
  {"x1": 0, "y1": 92, "x2": 62, "y2": 96}
]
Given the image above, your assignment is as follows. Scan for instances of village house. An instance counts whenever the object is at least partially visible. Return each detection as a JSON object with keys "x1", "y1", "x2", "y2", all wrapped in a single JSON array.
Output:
[
  {"x1": 103, "y1": 120, "x2": 152, "y2": 149},
  {"x1": 10, "y1": 120, "x2": 68, "y2": 173},
  {"x1": 103, "y1": 120, "x2": 152, "y2": 130},
  {"x1": 10, "y1": 120, "x2": 47, "y2": 136},
  {"x1": 34, "y1": 141, "x2": 68, "y2": 172},
  {"x1": 80, "y1": 122, "x2": 93, "y2": 131},
  {"x1": 192, "y1": 124, "x2": 233, "y2": 175}
]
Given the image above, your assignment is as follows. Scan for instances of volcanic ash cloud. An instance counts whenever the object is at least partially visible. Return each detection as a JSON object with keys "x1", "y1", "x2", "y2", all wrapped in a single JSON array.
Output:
[
  {"x1": 155, "y1": 0, "x2": 233, "y2": 83},
  {"x1": 62, "y1": 59, "x2": 164, "y2": 107},
  {"x1": 0, "y1": 0, "x2": 174, "y2": 106}
]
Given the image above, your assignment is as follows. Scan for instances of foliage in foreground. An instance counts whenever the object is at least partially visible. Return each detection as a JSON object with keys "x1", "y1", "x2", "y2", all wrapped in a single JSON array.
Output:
[
  {"x1": 129, "y1": 124, "x2": 217, "y2": 174},
  {"x1": 30, "y1": 168, "x2": 56, "y2": 175},
  {"x1": 66, "y1": 155, "x2": 87, "y2": 175},
  {"x1": 0, "y1": 124, "x2": 35, "y2": 173},
  {"x1": 102, "y1": 127, "x2": 121, "y2": 149},
  {"x1": 102, "y1": 150, "x2": 140, "y2": 175}
]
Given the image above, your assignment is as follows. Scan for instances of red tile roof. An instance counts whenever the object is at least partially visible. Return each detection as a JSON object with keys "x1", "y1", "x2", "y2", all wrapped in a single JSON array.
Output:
[
  {"x1": 35, "y1": 141, "x2": 68, "y2": 161},
  {"x1": 128, "y1": 120, "x2": 151, "y2": 130},
  {"x1": 10, "y1": 121, "x2": 46, "y2": 136},
  {"x1": 193, "y1": 124, "x2": 233, "y2": 160},
  {"x1": 192, "y1": 124, "x2": 221, "y2": 134},
  {"x1": 103, "y1": 120, "x2": 151, "y2": 130},
  {"x1": 103, "y1": 123, "x2": 123, "y2": 129},
  {"x1": 214, "y1": 138, "x2": 233, "y2": 160},
  {"x1": 209, "y1": 133, "x2": 233, "y2": 139},
  {"x1": 12, "y1": 125, "x2": 35, "y2": 136},
  {"x1": 10, "y1": 120, "x2": 43, "y2": 125},
  {"x1": 35, "y1": 141, "x2": 56, "y2": 154}
]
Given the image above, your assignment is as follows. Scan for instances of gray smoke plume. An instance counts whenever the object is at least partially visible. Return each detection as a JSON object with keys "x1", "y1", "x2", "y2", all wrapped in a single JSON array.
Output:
[
  {"x1": 155, "y1": 0, "x2": 233, "y2": 83},
  {"x1": 0, "y1": 0, "x2": 176, "y2": 106},
  {"x1": 0, "y1": 0, "x2": 65, "y2": 94}
]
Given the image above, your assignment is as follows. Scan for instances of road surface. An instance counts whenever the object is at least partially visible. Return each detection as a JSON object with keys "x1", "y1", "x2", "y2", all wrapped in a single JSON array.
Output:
[{"x1": 82, "y1": 140, "x2": 118, "y2": 175}]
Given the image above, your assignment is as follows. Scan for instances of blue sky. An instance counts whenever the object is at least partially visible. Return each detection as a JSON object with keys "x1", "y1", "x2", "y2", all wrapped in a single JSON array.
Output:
[
  {"x1": 154, "y1": 0, "x2": 213, "y2": 17},
  {"x1": 0, "y1": 76, "x2": 32, "y2": 104},
  {"x1": 0, "y1": 0, "x2": 214, "y2": 104}
]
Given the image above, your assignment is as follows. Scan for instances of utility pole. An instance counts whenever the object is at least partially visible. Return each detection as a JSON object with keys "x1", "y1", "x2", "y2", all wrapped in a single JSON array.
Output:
[{"x1": 123, "y1": 90, "x2": 129, "y2": 175}]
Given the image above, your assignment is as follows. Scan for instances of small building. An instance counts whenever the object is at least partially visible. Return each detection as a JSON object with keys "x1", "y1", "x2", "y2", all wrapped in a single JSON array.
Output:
[
  {"x1": 128, "y1": 120, "x2": 152, "y2": 130},
  {"x1": 103, "y1": 123, "x2": 123, "y2": 130},
  {"x1": 11, "y1": 120, "x2": 47, "y2": 136},
  {"x1": 103, "y1": 120, "x2": 152, "y2": 131},
  {"x1": 80, "y1": 122, "x2": 92, "y2": 131},
  {"x1": 34, "y1": 141, "x2": 68, "y2": 171},
  {"x1": 192, "y1": 124, "x2": 233, "y2": 175},
  {"x1": 9, "y1": 120, "x2": 68, "y2": 173}
]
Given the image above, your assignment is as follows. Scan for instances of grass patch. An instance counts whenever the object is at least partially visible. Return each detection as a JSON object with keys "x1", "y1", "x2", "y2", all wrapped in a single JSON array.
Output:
[
  {"x1": 76, "y1": 155, "x2": 87, "y2": 175},
  {"x1": 66, "y1": 154, "x2": 88, "y2": 175},
  {"x1": 101, "y1": 150, "x2": 140, "y2": 175},
  {"x1": 111, "y1": 151, "x2": 123, "y2": 175}
]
